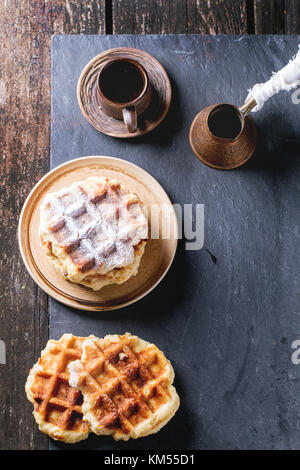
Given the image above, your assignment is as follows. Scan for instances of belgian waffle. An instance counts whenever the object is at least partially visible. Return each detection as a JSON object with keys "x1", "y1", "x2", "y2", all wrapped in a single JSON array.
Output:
[
  {"x1": 25, "y1": 334, "x2": 90, "y2": 443},
  {"x1": 68, "y1": 333, "x2": 180, "y2": 440},
  {"x1": 39, "y1": 176, "x2": 148, "y2": 290}
]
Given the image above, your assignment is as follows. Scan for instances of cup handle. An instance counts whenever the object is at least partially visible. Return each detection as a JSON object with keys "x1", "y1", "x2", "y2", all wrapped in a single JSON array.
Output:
[{"x1": 122, "y1": 106, "x2": 137, "y2": 133}]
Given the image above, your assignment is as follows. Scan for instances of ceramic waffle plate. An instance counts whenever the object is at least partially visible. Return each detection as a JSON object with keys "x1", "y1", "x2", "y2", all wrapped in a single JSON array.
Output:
[{"x1": 18, "y1": 156, "x2": 178, "y2": 311}]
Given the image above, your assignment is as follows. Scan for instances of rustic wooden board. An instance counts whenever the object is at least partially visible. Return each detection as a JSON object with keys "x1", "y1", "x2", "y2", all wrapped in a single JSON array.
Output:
[
  {"x1": 254, "y1": 0, "x2": 300, "y2": 34},
  {"x1": 1, "y1": 0, "x2": 299, "y2": 452},
  {"x1": 112, "y1": 0, "x2": 249, "y2": 34},
  {"x1": 186, "y1": 0, "x2": 249, "y2": 34},
  {"x1": 0, "y1": 0, "x2": 106, "y2": 451},
  {"x1": 284, "y1": 1, "x2": 300, "y2": 34},
  {"x1": 50, "y1": 34, "x2": 300, "y2": 450},
  {"x1": 254, "y1": 0, "x2": 286, "y2": 33}
]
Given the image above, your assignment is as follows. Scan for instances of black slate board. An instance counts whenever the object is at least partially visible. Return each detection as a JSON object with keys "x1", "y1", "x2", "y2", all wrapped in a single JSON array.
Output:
[{"x1": 50, "y1": 35, "x2": 300, "y2": 450}]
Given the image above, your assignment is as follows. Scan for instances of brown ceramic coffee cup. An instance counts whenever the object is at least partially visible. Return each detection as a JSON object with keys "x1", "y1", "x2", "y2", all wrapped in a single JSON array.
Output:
[{"x1": 97, "y1": 58, "x2": 152, "y2": 133}]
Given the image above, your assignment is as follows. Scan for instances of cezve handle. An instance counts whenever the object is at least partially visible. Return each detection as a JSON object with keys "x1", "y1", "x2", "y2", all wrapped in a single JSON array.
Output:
[{"x1": 243, "y1": 45, "x2": 300, "y2": 113}]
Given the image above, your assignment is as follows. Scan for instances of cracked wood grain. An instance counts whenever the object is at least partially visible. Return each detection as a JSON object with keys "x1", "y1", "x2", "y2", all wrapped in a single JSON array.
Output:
[
  {"x1": 187, "y1": 0, "x2": 249, "y2": 34},
  {"x1": 254, "y1": 0, "x2": 300, "y2": 34},
  {"x1": 0, "y1": 0, "x2": 105, "y2": 450},
  {"x1": 254, "y1": 0, "x2": 285, "y2": 33},
  {"x1": 112, "y1": 0, "x2": 188, "y2": 33},
  {"x1": 112, "y1": 1, "x2": 250, "y2": 35}
]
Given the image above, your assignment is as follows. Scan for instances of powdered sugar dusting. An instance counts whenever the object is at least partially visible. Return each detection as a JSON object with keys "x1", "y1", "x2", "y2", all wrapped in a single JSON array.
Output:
[{"x1": 40, "y1": 177, "x2": 148, "y2": 274}]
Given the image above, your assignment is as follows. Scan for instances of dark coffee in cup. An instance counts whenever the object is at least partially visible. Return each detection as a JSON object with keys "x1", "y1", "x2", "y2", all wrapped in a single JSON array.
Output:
[
  {"x1": 208, "y1": 104, "x2": 243, "y2": 140},
  {"x1": 97, "y1": 58, "x2": 152, "y2": 133},
  {"x1": 100, "y1": 60, "x2": 145, "y2": 104}
]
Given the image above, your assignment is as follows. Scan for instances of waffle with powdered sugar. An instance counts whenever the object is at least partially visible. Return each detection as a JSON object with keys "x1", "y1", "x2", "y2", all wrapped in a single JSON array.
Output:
[{"x1": 39, "y1": 176, "x2": 148, "y2": 290}]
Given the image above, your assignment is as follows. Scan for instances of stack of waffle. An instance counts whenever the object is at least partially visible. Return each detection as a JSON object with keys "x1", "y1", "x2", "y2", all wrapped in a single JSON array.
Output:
[
  {"x1": 26, "y1": 333, "x2": 180, "y2": 443},
  {"x1": 40, "y1": 176, "x2": 148, "y2": 291}
]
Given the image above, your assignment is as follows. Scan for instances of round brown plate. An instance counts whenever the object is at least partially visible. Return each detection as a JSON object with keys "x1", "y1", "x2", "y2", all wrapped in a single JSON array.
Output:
[
  {"x1": 77, "y1": 47, "x2": 172, "y2": 138},
  {"x1": 18, "y1": 156, "x2": 178, "y2": 311}
]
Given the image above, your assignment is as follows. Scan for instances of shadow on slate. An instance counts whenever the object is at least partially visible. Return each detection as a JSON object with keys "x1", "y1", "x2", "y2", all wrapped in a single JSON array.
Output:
[
  {"x1": 127, "y1": 72, "x2": 184, "y2": 146},
  {"x1": 50, "y1": 35, "x2": 300, "y2": 450}
]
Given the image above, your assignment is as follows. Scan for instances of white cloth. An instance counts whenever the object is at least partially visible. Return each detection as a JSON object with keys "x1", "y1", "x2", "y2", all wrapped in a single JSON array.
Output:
[{"x1": 246, "y1": 45, "x2": 300, "y2": 112}]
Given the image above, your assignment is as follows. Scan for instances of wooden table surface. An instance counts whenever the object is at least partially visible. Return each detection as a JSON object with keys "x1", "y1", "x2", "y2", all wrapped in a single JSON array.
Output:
[{"x1": 0, "y1": 0, "x2": 299, "y2": 451}]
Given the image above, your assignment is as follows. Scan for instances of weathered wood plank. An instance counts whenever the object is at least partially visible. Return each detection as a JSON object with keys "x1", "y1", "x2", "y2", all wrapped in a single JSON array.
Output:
[
  {"x1": 0, "y1": 0, "x2": 50, "y2": 451},
  {"x1": 254, "y1": 0, "x2": 285, "y2": 33},
  {"x1": 112, "y1": 0, "x2": 188, "y2": 33},
  {"x1": 50, "y1": 0, "x2": 105, "y2": 34},
  {"x1": 187, "y1": 0, "x2": 249, "y2": 34},
  {"x1": 285, "y1": 0, "x2": 300, "y2": 34},
  {"x1": 113, "y1": 0, "x2": 250, "y2": 35},
  {"x1": 0, "y1": 0, "x2": 105, "y2": 450}
]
